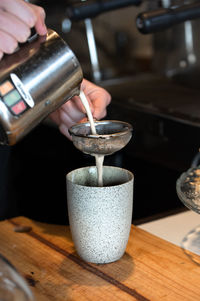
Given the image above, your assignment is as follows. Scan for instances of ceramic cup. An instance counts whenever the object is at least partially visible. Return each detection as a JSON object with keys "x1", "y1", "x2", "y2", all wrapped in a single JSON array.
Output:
[{"x1": 66, "y1": 166, "x2": 134, "y2": 264}]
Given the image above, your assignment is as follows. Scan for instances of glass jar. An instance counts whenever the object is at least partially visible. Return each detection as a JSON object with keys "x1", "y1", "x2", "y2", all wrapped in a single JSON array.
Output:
[{"x1": 0, "y1": 254, "x2": 35, "y2": 301}]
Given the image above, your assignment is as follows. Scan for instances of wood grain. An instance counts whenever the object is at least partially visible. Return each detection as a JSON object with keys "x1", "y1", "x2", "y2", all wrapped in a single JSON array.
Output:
[{"x1": 0, "y1": 216, "x2": 199, "y2": 301}]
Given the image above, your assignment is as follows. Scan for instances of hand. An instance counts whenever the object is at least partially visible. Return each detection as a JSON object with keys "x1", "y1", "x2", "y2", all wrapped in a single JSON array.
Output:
[
  {"x1": 0, "y1": 0, "x2": 47, "y2": 60},
  {"x1": 50, "y1": 79, "x2": 111, "y2": 140}
]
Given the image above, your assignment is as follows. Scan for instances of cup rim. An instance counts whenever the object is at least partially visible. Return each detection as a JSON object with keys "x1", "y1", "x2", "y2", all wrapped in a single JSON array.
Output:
[{"x1": 66, "y1": 165, "x2": 134, "y2": 188}]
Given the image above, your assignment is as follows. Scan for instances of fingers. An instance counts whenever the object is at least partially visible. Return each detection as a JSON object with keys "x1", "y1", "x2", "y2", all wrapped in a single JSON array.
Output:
[
  {"x1": 70, "y1": 94, "x2": 95, "y2": 116},
  {"x1": 91, "y1": 90, "x2": 111, "y2": 120},
  {"x1": 0, "y1": 50, "x2": 3, "y2": 60},
  {"x1": 81, "y1": 79, "x2": 111, "y2": 120},
  {"x1": 0, "y1": 0, "x2": 37, "y2": 28},
  {"x1": 59, "y1": 124, "x2": 72, "y2": 140},
  {"x1": 49, "y1": 110, "x2": 61, "y2": 126},
  {"x1": 93, "y1": 107, "x2": 107, "y2": 120},
  {"x1": 59, "y1": 100, "x2": 87, "y2": 125},
  {"x1": 58, "y1": 109, "x2": 82, "y2": 141},
  {"x1": 0, "y1": 0, "x2": 47, "y2": 58},
  {"x1": 0, "y1": 9, "x2": 31, "y2": 45},
  {"x1": 0, "y1": 30, "x2": 18, "y2": 54},
  {"x1": 29, "y1": 3, "x2": 47, "y2": 36},
  {"x1": 50, "y1": 79, "x2": 111, "y2": 140},
  {"x1": 50, "y1": 94, "x2": 94, "y2": 139}
]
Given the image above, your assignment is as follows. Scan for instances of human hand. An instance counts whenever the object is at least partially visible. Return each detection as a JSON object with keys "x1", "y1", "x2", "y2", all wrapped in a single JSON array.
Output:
[
  {"x1": 0, "y1": 0, "x2": 47, "y2": 60},
  {"x1": 50, "y1": 78, "x2": 111, "y2": 140}
]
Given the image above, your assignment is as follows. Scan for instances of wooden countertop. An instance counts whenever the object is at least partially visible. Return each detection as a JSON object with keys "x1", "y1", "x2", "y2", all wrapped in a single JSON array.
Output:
[{"x1": 0, "y1": 216, "x2": 200, "y2": 301}]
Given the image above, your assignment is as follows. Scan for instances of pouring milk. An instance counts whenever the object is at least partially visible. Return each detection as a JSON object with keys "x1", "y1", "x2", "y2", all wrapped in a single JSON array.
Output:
[{"x1": 79, "y1": 90, "x2": 104, "y2": 187}]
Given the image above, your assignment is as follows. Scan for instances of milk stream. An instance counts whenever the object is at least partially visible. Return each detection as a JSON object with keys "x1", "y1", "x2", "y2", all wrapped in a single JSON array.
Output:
[
  {"x1": 79, "y1": 90, "x2": 96, "y2": 135},
  {"x1": 94, "y1": 154, "x2": 104, "y2": 187},
  {"x1": 79, "y1": 90, "x2": 104, "y2": 186}
]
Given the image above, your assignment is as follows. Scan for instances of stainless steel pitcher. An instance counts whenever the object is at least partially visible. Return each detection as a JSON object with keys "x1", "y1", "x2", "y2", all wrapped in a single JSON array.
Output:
[{"x1": 0, "y1": 29, "x2": 83, "y2": 145}]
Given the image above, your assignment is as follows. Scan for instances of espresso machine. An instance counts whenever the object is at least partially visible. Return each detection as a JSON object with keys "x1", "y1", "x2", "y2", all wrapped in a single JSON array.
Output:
[
  {"x1": 63, "y1": 0, "x2": 200, "y2": 85},
  {"x1": 136, "y1": 0, "x2": 200, "y2": 83}
]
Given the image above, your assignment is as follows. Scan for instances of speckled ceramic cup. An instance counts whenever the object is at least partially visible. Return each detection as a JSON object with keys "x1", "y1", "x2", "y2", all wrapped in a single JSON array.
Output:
[{"x1": 66, "y1": 166, "x2": 134, "y2": 264}]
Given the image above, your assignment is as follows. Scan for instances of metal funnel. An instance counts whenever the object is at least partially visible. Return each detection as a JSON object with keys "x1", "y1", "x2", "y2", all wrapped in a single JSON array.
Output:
[{"x1": 69, "y1": 120, "x2": 133, "y2": 156}]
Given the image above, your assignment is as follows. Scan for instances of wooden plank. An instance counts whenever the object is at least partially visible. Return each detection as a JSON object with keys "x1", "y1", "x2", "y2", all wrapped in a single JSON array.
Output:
[{"x1": 0, "y1": 216, "x2": 199, "y2": 301}]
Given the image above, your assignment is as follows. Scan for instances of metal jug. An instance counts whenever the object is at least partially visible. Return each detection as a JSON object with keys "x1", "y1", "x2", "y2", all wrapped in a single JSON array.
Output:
[{"x1": 0, "y1": 29, "x2": 83, "y2": 145}]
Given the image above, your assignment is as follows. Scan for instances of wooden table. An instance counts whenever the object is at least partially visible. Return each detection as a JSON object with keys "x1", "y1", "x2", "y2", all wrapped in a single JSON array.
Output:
[{"x1": 0, "y1": 216, "x2": 200, "y2": 301}]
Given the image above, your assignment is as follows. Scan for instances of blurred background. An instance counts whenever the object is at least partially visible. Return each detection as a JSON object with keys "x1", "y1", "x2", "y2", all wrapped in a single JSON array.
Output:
[{"x1": 2, "y1": 0, "x2": 200, "y2": 225}]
